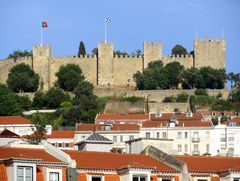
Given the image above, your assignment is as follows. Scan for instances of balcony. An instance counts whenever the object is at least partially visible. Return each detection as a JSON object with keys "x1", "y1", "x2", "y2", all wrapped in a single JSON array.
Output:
[{"x1": 192, "y1": 137, "x2": 200, "y2": 142}]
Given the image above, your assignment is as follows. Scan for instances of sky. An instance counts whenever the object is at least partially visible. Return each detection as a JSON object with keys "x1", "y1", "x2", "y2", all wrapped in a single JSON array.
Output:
[{"x1": 0, "y1": 0, "x2": 239, "y2": 74}]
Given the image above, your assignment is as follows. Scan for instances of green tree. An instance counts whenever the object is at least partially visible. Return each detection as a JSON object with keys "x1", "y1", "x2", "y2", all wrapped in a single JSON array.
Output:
[
  {"x1": 172, "y1": 44, "x2": 187, "y2": 55},
  {"x1": 175, "y1": 92, "x2": 189, "y2": 102},
  {"x1": 27, "y1": 114, "x2": 47, "y2": 144},
  {"x1": 8, "y1": 50, "x2": 32, "y2": 61},
  {"x1": 227, "y1": 72, "x2": 240, "y2": 89},
  {"x1": 165, "y1": 62, "x2": 184, "y2": 88},
  {"x1": 92, "y1": 47, "x2": 98, "y2": 55},
  {"x1": 114, "y1": 50, "x2": 128, "y2": 56},
  {"x1": 56, "y1": 64, "x2": 85, "y2": 91},
  {"x1": 7, "y1": 63, "x2": 39, "y2": 93},
  {"x1": 78, "y1": 41, "x2": 86, "y2": 57},
  {"x1": 63, "y1": 81, "x2": 99, "y2": 125},
  {"x1": 199, "y1": 67, "x2": 226, "y2": 89},
  {"x1": 32, "y1": 92, "x2": 45, "y2": 108},
  {"x1": 16, "y1": 95, "x2": 31, "y2": 110},
  {"x1": 43, "y1": 88, "x2": 70, "y2": 109},
  {"x1": 180, "y1": 67, "x2": 202, "y2": 89},
  {"x1": 0, "y1": 84, "x2": 22, "y2": 115}
]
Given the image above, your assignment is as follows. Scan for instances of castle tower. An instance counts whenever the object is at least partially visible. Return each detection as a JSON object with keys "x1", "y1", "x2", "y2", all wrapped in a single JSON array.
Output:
[
  {"x1": 143, "y1": 41, "x2": 162, "y2": 69},
  {"x1": 98, "y1": 43, "x2": 114, "y2": 86},
  {"x1": 194, "y1": 38, "x2": 226, "y2": 69},
  {"x1": 32, "y1": 45, "x2": 52, "y2": 91}
]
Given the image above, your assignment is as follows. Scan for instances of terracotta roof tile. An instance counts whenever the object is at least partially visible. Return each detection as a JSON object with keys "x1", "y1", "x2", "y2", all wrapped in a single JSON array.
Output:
[
  {"x1": 0, "y1": 147, "x2": 62, "y2": 163},
  {"x1": 227, "y1": 116, "x2": 240, "y2": 126},
  {"x1": 96, "y1": 114, "x2": 149, "y2": 120},
  {"x1": 176, "y1": 155, "x2": 240, "y2": 173},
  {"x1": 150, "y1": 113, "x2": 203, "y2": 121},
  {"x1": 142, "y1": 120, "x2": 213, "y2": 128},
  {"x1": 0, "y1": 164, "x2": 7, "y2": 181},
  {"x1": 65, "y1": 150, "x2": 176, "y2": 172},
  {"x1": 76, "y1": 124, "x2": 140, "y2": 131},
  {"x1": 47, "y1": 130, "x2": 75, "y2": 139},
  {"x1": 0, "y1": 116, "x2": 31, "y2": 125}
]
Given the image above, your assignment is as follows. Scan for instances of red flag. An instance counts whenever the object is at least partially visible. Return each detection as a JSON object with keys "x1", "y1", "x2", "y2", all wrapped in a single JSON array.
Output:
[{"x1": 42, "y1": 21, "x2": 48, "y2": 28}]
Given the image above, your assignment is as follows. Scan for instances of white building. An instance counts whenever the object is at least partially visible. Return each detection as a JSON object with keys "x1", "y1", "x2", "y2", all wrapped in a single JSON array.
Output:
[{"x1": 0, "y1": 116, "x2": 34, "y2": 136}]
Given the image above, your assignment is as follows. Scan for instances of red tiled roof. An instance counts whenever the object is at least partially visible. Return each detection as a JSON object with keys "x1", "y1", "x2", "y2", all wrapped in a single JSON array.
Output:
[
  {"x1": 0, "y1": 147, "x2": 62, "y2": 163},
  {"x1": 76, "y1": 124, "x2": 140, "y2": 131},
  {"x1": 142, "y1": 120, "x2": 213, "y2": 128},
  {"x1": 176, "y1": 155, "x2": 240, "y2": 173},
  {"x1": 227, "y1": 116, "x2": 240, "y2": 126},
  {"x1": 150, "y1": 113, "x2": 203, "y2": 121},
  {"x1": 47, "y1": 130, "x2": 75, "y2": 139},
  {"x1": 96, "y1": 114, "x2": 149, "y2": 120},
  {"x1": 65, "y1": 150, "x2": 176, "y2": 172},
  {"x1": 0, "y1": 129, "x2": 20, "y2": 138},
  {"x1": 0, "y1": 164, "x2": 7, "y2": 181},
  {"x1": 198, "y1": 111, "x2": 235, "y2": 117},
  {"x1": 0, "y1": 116, "x2": 31, "y2": 125}
]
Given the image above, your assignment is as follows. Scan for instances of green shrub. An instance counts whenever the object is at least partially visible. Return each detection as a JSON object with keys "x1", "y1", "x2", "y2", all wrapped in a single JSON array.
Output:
[
  {"x1": 195, "y1": 89, "x2": 208, "y2": 96},
  {"x1": 175, "y1": 92, "x2": 189, "y2": 102}
]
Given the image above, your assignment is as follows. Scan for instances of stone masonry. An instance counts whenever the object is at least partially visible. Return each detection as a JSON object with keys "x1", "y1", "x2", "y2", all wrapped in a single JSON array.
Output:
[{"x1": 0, "y1": 37, "x2": 226, "y2": 91}]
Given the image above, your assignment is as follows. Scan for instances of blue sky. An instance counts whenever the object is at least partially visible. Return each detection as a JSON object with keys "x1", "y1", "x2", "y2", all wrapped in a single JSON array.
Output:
[{"x1": 0, "y1": 0, "x2": 239, "y2": 73}]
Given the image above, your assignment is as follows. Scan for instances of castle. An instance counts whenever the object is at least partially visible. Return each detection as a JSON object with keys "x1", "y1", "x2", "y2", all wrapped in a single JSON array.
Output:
[{"x1": 0, "y1": 37, "x2": 226, "y2": 91}]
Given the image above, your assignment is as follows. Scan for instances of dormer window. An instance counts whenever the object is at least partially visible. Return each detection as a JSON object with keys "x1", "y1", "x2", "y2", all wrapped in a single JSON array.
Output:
[
  {"x1": 155, "y1": 112, "x2": 162, "y2": 117},
  {"x1": 186, "y1": 112, "x2": 193, "y2": 117},
  {"x1": 212, "y1": 112, "x2": 216, "y2": 116},
  {"x1": 229, "y1": 122, "x2": 236, "y2": 127}
]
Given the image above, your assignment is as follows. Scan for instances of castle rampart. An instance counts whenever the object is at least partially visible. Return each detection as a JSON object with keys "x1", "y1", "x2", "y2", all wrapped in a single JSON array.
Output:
[{"x1": 0, "y1": 37, "x2": 226, "y2": 91}]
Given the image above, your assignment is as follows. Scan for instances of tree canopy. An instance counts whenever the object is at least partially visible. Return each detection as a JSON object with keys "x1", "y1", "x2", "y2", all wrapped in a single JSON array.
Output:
[
  {"x1": 8, "y1": 50, "x2": 32, "y2": 61},
  {"x1": 78, "y1": 41, "x2": 86, "y2": 57},
  {"x1": 0, "y1": 84, "x2": 22, "y2": 115},
  {"x1": 7, "y1": 63, "x2": 39, "y2": 93},
  {"x1": 172, "y1": 44, "x2": 188, "y2": 55},
  {"x1": 56, "y1": 64, "x2": 85, "y2": 91}
]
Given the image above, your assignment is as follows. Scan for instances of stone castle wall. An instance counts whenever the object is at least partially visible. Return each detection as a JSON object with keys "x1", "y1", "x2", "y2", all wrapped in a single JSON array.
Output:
[
  {"x1": 194, "y1": 38, "x2": 226, "y2": 69},
  {"x1": 162, "y1": 54, "x2": 194, "y2": 69},
  {"x1": 50, "y1": 55, "x2": 97, "y2": 88},
  {"x1": 0, "y1": 57, "x2": 32, "y2": 83},
  {"x1": 112, "y1": 55, "x2": 143, "y2": 87},
  {"x1": 0, "y1": 38, "x2": 226, "y2": 91}
]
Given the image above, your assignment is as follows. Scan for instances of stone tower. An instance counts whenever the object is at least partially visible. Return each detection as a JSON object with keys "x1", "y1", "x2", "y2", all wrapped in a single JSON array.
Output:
[
  {"x1": 194, "y1": 38, "x2": 226, "y2": 69},
  {"x1": 32, "y1": 45, "x2": 52, "y2": 91},
  {"x1": 98, "y1": 43, "x2": 114, "y2": 86},
  {"x1": 143, "y1": 41, "x2": 162, "y2": 69}
]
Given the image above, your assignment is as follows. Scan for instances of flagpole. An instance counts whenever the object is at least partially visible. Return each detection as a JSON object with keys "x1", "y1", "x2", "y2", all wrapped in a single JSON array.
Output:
[
  {"x1": 104, "y1": 20, "x2": 107, "y2": 44},
  {"x1": 41, "y1": 22, "x2": 43, "y2": 46}
]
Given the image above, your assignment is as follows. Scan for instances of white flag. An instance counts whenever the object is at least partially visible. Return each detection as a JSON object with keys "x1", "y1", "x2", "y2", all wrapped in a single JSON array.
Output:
[{"x1": 105, "y1": 18, "x2": 111, "y2": 23}]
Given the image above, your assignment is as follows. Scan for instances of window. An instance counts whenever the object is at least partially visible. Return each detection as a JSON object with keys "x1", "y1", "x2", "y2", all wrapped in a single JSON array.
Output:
[
  {"x1": 206, "y1": 131, "x2": 210, "y2": 138},
  {"x1": 146, "y1": 132, "x2": 150, "y2": 138},
  {"x1": 50, "y1": 172, "x2": 59, "y2": 181},
  {"x1": 129, "y1": 135, "x2": 134, "y2": 140},
  {"x1": 65, "y1": 143, "x2": 70, "y2": 147},
  {"x1": 51, "y1": 143, "x2": 55, "y2": 146},
  {"x1": 228, "y1": 137, "x2": 234, "y2": 141},
  {"x1": 92, "y1": 176, "x2": 102, "y2": 181},
  {"x1": 233, "y1": 178, "x2": 240, "y2": 181},
  {"x1": 177, "y1": 144, "x2": 182, "y2": 152},
  {"x1": 162, "y1": 179, "x2": 172, "y2": 181},
  {"x1": 17, "y1": 166, "x2": 33, "y2": 181},
  {"x1": 197, "y1": 180, "x2": 207, "y2": 181},
  {"x1": 113, "y1": 136, "x2": 117, "y2": 142},
  {"x1": 184, "y1": 144, "x2": 188, "y2": 152},
  {"x1": 206, "y1": 144, "x2": 210, "y2": 152},
  {"x1": 156, "y1": 112, "x2": 162, "y2": 117},
  {"x1": 133, "y1": 175, "x2": 146, "y2": 181},
  {"x1": 229, "y1": 122, "x2": 236, "y2": 126},
  {"x1": 177, "y1": 132, "x2": 182, "y2": 139},
  {"x1": 193, "y1": 132, "x2": 199, "y2": 138},
  {"x1": 58, "y1": 143, "x2": 62, "y2": 147},
  {"x1": 194, "y1": 144, "x2": 199, "y2": 152},
  {"x1": 162, "y1": 132, "x2": 167, "y2": 139},
  {"x1": 120, "y1": 135, "x2": 123, "y2": 142},
  {"x1": 184, "y1": 132, "x2": 188, "y2": 139},
  {"x1": 157, "y1": 132, "x2": 160, "y2": 138}
]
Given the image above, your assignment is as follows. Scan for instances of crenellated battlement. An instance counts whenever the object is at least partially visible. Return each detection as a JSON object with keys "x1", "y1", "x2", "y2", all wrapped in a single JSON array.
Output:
[
  {"x1": 113, "y1": 54, "x2": 143, "y2": 59},
  {"x1": 0, "y1": 37, "x2": 226, "y2": 90}
]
